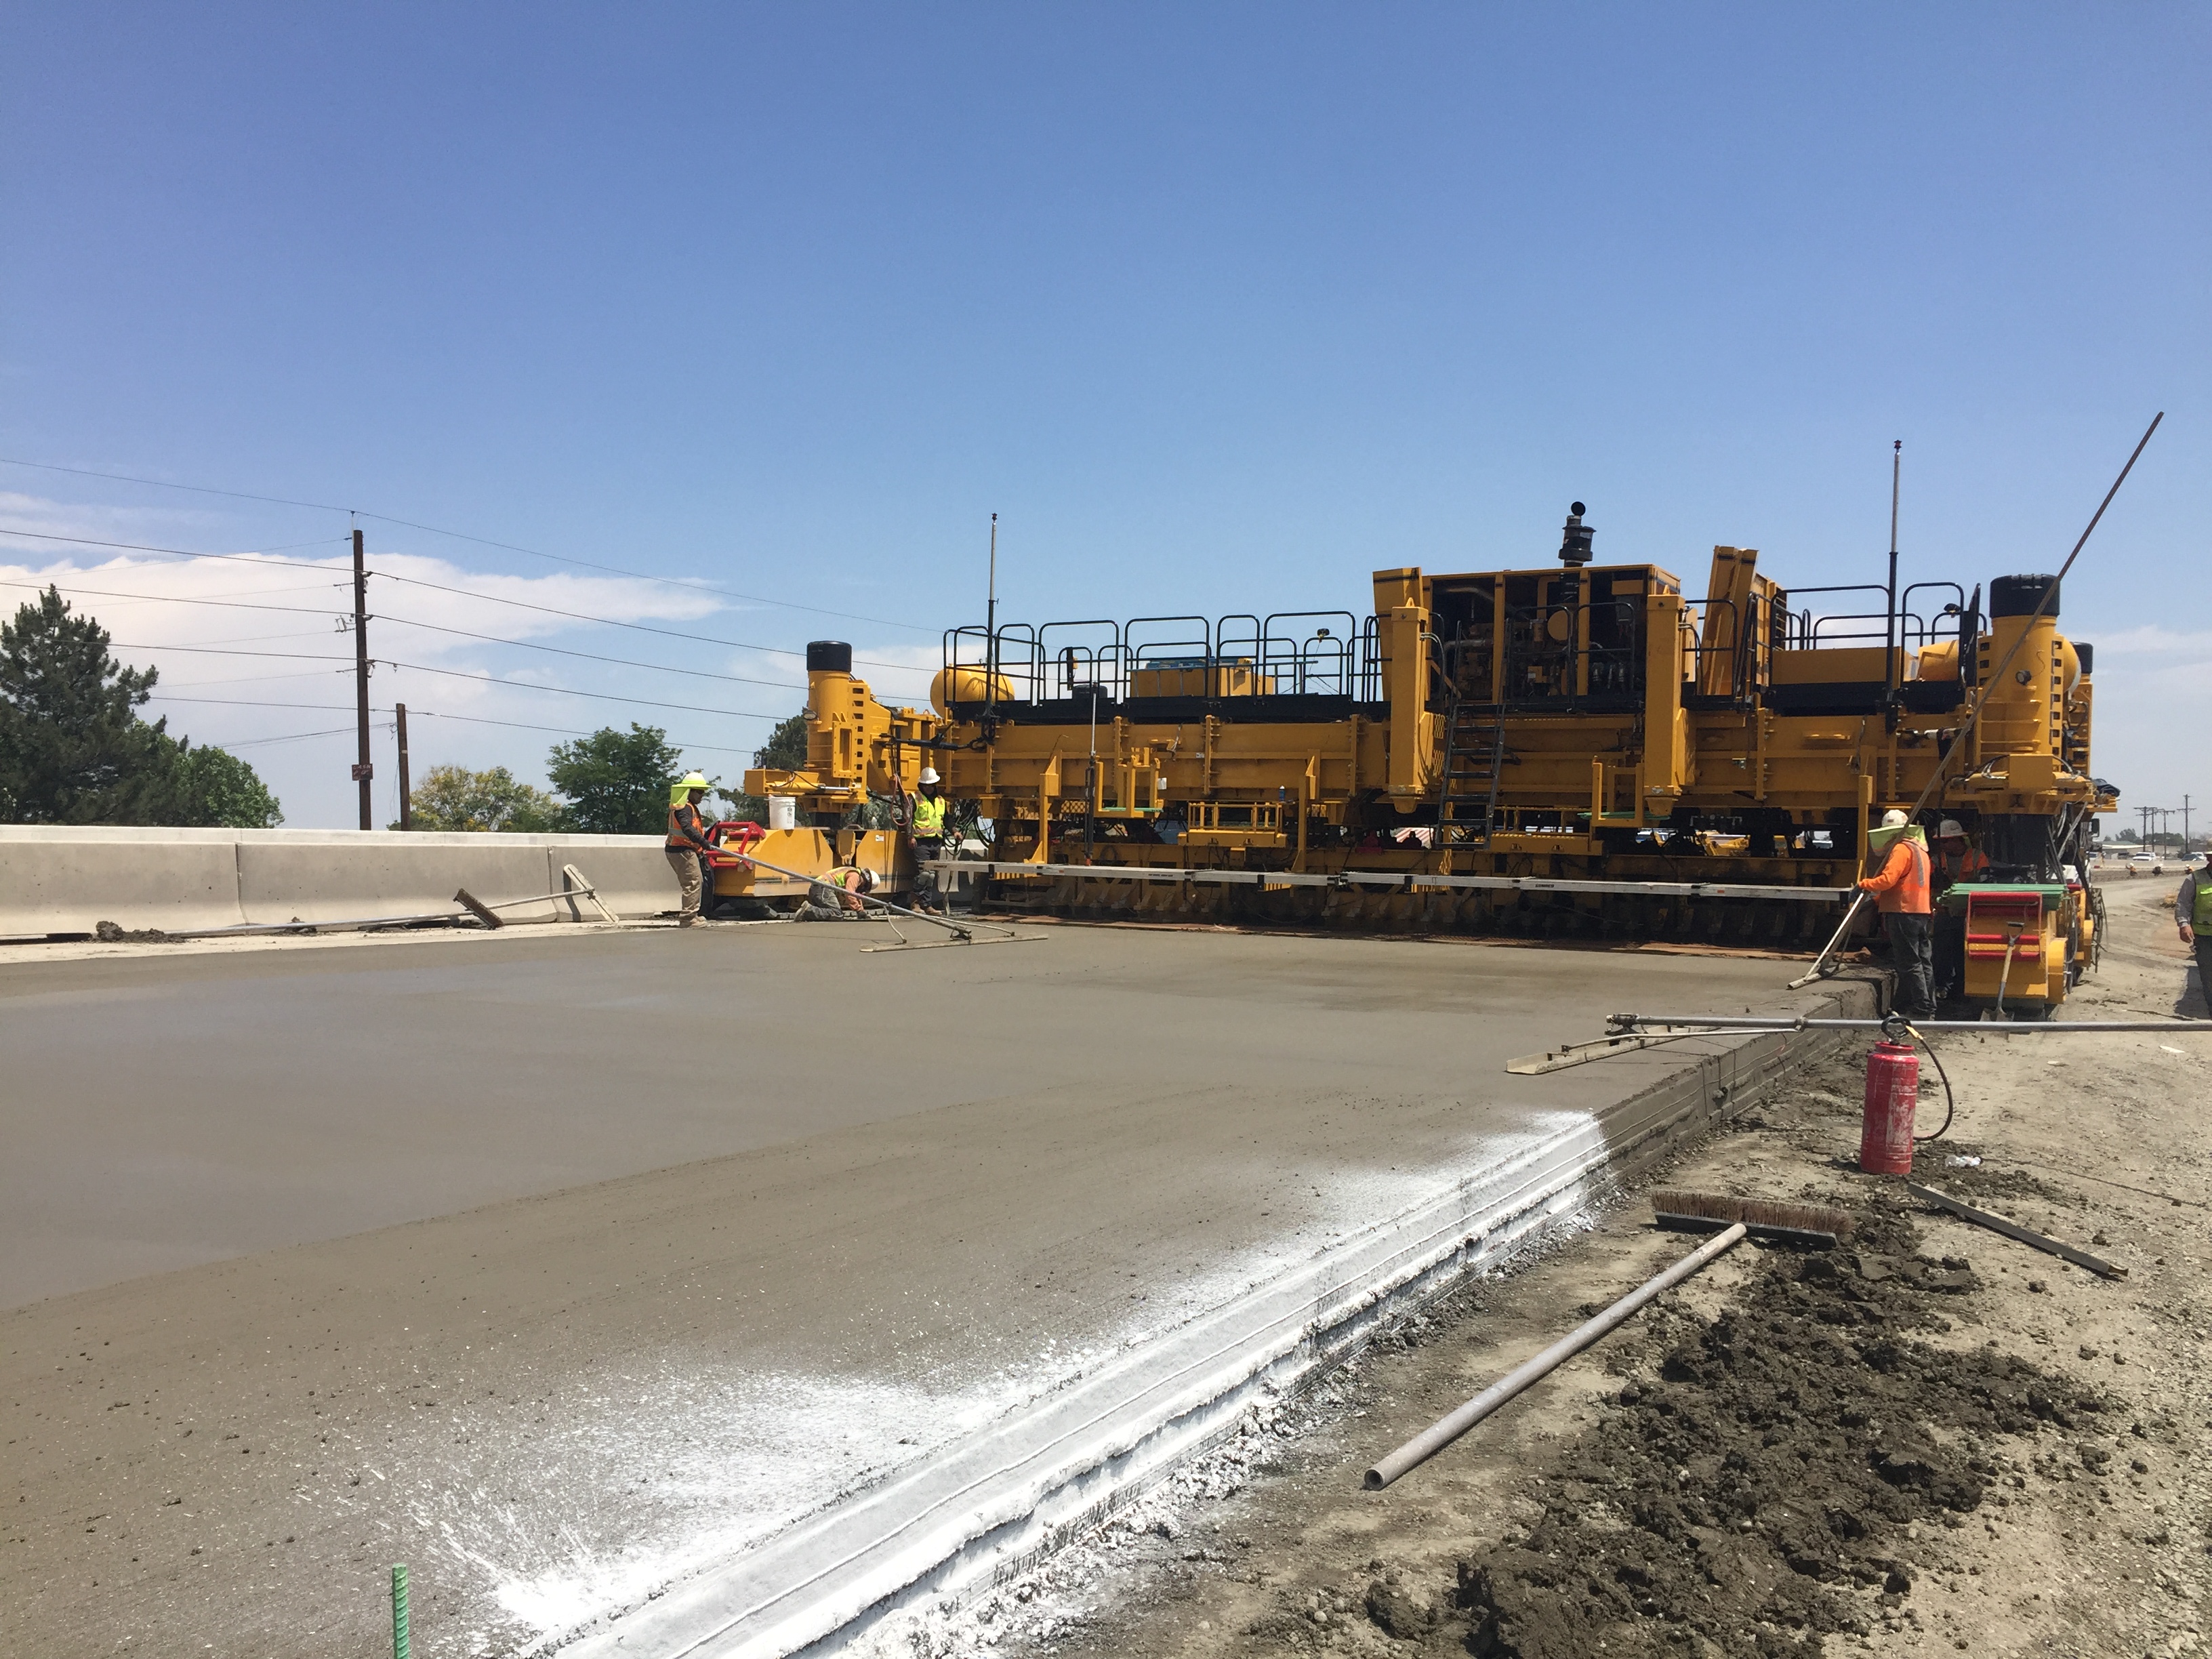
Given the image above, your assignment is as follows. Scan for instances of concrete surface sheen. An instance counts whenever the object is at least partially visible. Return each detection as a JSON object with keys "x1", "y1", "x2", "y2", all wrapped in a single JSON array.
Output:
[
  {"x1": 0, "y1": 926, "x2": 1793, "y2": 1308},
  {"x1": 1, "y1": 923, "x2": 1824, "y2": 1659}
]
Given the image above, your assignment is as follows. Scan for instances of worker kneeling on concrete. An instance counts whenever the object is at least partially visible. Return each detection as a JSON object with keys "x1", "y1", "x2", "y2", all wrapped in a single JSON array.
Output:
[
  {"x1": 1860, "y1": 808, "x2": 1935, "y2": 1020},
  {"x1": 665, "y1": 772, "x2": 716, "y2": 927},
  {"x1": 798, "y1": 864, "x2": 876, "y2": 922}
]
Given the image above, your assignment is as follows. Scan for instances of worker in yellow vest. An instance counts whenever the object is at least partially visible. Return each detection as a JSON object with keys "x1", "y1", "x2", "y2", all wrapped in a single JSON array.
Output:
[
  {"x1": 2178, "y1": 859, "x2": 2212, "y2": 1016},
  {"x1": 799, "y1": 863, "x2": 876, "y2": 921},
  {"x1": 664, "y1": 772, "x2": 716, "y2": 926},
  {"x1": 907, "y1": 766, "x2": 949, "y2": 914}
]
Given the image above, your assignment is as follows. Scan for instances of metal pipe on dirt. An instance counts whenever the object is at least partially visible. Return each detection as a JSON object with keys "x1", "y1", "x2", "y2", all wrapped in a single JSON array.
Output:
[{"x1": 1366, "y1": 1223, "x2": 1749, "y2": 1490}]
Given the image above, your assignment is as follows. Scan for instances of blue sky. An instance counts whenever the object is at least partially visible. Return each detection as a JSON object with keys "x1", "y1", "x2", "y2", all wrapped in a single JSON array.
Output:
[{"x1": 3, "y1": 4, "x2": 2205, "y2": 831}]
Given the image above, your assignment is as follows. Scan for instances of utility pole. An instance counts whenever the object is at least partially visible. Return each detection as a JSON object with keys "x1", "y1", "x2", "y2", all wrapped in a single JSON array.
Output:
[
  {"x1": 395, "y1": 703, "x2": 413, "y2": 831},
  {"x1": 351, "y1": 525, "x2": 372, "y2": 830},
  {"x1": 2182, "y1": 793, "x2": 2193, "y2": 859}
]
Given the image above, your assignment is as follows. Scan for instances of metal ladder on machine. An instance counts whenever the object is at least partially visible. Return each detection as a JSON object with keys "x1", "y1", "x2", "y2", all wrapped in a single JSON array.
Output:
[{"x1": 1437, "y1": 696, "x2": 1507, "y2": 845}]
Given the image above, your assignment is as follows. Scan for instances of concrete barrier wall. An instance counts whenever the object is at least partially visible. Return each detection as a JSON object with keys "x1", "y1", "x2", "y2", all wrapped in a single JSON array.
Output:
[
  {"x1": 0, "y1": 826, "x2": 251, "y2": 937},
  {"x1": 236, "y1": 836, "x2": 567, "y2": 926},
  {"x1": 0, "y1": 826, "x2": 680, "y2": 937}
]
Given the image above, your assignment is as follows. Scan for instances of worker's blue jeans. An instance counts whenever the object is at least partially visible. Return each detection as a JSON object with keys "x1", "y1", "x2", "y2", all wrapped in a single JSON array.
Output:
[{"x1": 1885, "y1": 912, "x2": 1935, "y2": 1019}]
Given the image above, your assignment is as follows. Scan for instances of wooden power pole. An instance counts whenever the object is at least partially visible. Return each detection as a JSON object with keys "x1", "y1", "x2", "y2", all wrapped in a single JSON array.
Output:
[
  {"x1": 351, "y1": 527, "x2": 373, "y2": 830},
  {"x1": 395, "y1": 702, "x2": 413, "y2": 830}
]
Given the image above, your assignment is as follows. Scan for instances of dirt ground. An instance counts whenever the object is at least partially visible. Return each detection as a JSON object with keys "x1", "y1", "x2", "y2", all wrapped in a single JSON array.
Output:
[{"x1": 907, "y1": 876, "x2": 2210, "y2": 1659}]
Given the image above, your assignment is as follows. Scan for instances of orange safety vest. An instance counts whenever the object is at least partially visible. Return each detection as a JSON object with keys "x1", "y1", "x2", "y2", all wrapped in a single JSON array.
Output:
[
  {"x1": 1860, "y1": 837, "x2": 1932, "y2": 915},
  {"x1": 1936, "y1": 844, "x2": 1989, "y2": 888},
  {"x1": 666, "y1": 802, "x2": 714, "y2": 853}
]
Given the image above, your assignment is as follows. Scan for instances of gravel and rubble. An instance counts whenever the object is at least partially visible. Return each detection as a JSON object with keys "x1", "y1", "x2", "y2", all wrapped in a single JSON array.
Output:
[{"x1": 915, "y1": 878, "x2": 2209, "y2": 1659}]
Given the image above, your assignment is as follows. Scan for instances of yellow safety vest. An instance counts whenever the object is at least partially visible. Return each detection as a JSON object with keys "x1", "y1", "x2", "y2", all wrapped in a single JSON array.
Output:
[{"x1": 911, "y1": 792, "x2": 946, "y2": 838}]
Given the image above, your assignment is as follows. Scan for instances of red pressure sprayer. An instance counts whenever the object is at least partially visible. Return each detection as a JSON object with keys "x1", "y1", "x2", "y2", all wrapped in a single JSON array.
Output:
[{"x1": 1860, "y1": 1040, "x2": 1921, "y2": 1175}]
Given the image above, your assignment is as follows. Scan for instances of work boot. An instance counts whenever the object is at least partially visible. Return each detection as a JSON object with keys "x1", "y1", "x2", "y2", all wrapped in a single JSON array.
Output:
[{"x1": 679, "y1": 916, "x2": 701, "y2": 928}]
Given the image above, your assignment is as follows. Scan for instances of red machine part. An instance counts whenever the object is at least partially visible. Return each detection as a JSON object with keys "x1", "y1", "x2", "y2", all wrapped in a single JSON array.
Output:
[
  {"x1": 705, "y1": 819, "x2": 766, "y2": 871},
  {"x1": 1859, "y1": 1040, "x2": 1920, "y2": 1176}
]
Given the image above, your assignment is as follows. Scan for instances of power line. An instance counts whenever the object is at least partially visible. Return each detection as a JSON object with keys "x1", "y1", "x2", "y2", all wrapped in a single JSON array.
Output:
[
  {"x1": 376, "y1": 614, "x2": 810, "y2": 691},
  {"x1": 0, "y1": 525, "x2": 352, "y2": 569},
  {"x1": 207, "y1": 724, "x2": 362, "y2": 750},
  {"x1": 360, "y1": 571, "x2": 937, "y2": 676},
  {"x1": 13, "y1": 575, "x2": 849, "y2": 699},
  {"x1": 1, "y1": 526, "x2": 936, "y2": 677},
  {"x1": 9, "y1": 573, "x2": 821, "y2": 693},
  {"x1": 0, "y1": 458, "x2": 937, "y2": 632},
  {"x1": 113, "y1": 640, "x2": 794, "y2": 722},
  {"x1": 144, "y1": 693, "x2": 762, "y2": 756},
  {"x1": 380, "y1": 658, "x2": 790, "y2": 721}
]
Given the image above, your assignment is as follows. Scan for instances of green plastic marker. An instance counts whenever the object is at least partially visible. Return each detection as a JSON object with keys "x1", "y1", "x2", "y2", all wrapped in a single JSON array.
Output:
[{"x1": 392, "y1": 1563, "x2": 411, "y2": 1659}]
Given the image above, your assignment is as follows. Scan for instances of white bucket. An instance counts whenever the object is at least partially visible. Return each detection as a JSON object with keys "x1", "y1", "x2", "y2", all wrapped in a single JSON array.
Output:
[{"x1": 767, "y1": 796, "x2": 797, "y2": 832}]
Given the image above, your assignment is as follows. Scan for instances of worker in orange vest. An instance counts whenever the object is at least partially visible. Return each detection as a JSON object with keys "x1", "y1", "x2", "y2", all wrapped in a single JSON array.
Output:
[
  {"x1": 1860, "y1": 808, "x2": 1935, "y2": 1020},
  {"x1": 664, "y1": 771, "x2": 716, "y2": 927},
  {"x1": 1931, "y1": 819, "x2": 1990, "y2": 891},
  {"x1": 1929, "y1": 818, "x2": 1988, "y2": 1003}
]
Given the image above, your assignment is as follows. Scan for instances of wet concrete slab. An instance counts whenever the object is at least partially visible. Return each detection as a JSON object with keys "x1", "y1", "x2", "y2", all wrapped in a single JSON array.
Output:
[{"x1": 0, "y1": 920, "x2": 1847, "y2": 1657}]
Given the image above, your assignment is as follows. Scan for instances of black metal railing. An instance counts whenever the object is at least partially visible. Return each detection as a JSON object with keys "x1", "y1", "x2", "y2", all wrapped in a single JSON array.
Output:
[{"x1": 943, "y1": 610, "x2": 1378, "y2": 710}]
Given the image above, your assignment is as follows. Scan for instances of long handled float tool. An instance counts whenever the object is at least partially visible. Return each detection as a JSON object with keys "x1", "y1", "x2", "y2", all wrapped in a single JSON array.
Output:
[{"x1": 733, "y1": 851, "x2": 1041, "y2": 954}]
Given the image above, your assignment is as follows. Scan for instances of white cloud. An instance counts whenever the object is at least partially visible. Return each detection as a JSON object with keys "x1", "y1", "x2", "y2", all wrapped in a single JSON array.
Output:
[{"x1": 0, "y1": 497, "x2": 898, "y2": 825}]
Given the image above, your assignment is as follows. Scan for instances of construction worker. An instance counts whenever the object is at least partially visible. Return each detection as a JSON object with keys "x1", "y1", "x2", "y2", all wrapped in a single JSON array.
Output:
[
  {"x1": 1859, "y1": 808, "x2": 1935, "y2": 1020},
  {"x1": 665, "y1": 771, "x2": 716, "y2": 927},
  {"x1": 2177, "y1": 858, "x2": 2212, "y2": 1017},
  {"x1": 798, "y1": 863, "x2": 875, "y2": 921},
  {"x1": 1931, "y1": 819, "x2": 1989, "y2": 891},
  {"x1": 907, "y1": 766, "x2": 949, "y2": 915},
  {"x1": 1929, "y1": 819, "x2": 1988, "y2": 1003}
]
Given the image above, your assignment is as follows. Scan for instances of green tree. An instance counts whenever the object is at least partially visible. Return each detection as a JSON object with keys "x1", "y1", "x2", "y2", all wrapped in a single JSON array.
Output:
[
  {"x1": 178, "y1": 743, "x2": 284, "y2": 827},
  {"x1": 409, "y1": 764, "x2": 571, "y2": 832},
  {"x1": 0, "y1": 588, "x2": 287, "y2": 827},
  {"x1": 720, "y1": 711, "x2": 808, "y2": 823},
  {"x1": 1, "y1": 586, "x2": 185, "y2": 823},
  {"x1": 546, "y1": 723, "x2": 684, "y2": 834}
]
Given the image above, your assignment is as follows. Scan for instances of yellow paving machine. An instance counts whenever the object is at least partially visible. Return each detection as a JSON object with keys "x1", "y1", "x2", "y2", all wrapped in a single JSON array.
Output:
[{"x1": 734, "y1": 505, "x2": 2114, "y2": 1008}]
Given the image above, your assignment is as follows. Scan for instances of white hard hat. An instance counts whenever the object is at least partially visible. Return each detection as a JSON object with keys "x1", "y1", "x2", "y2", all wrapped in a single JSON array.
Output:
[
  {"x1": 919, "y1": 767, "x2": 941, "y2": 785},
  {"x1": 1880, "y1": 809, "x2": 1910, "y2": 829},
  {"x1": 1937, "y1": 819, "x2": 1966, "y2": 838}
]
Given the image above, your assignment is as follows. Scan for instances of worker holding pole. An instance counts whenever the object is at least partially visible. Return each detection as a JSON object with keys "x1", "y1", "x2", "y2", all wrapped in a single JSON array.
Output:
[
  {"x1": 907, "y1": 766, "x2": 949, "y2": 915},
  {"x1": 1859, "y1": 808, "x2": 1936, "y2": 1020},
  {"x1": 2177, "y1": 859, "x2": 2212, "y2": 1016},
  {"x1": 665, "y1": 771, "x2": 716, "y2": 928}
]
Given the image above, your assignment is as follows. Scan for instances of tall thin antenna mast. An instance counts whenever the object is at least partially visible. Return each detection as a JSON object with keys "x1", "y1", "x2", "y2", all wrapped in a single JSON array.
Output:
[
  {"x1": 1884, "y1": 440, "x2": 1902, "y2": 729},
  {"x1": 985, "y1": 512, "x2": 998, "y2": 720}
]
